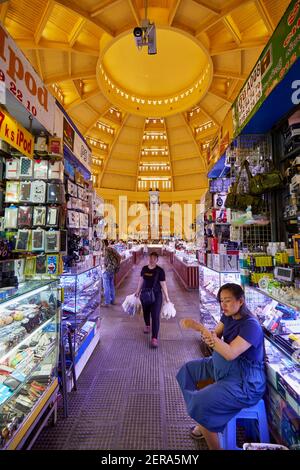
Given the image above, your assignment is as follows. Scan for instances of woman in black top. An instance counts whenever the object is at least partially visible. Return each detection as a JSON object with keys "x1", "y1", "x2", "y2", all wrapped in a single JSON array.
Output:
[{"x1": 135, "y1": 252, "x2": 170, "y2": 348}]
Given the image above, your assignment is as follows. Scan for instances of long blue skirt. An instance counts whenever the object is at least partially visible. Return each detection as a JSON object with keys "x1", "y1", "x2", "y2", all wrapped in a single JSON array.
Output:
[{"x1": 176, "y1": 351, "x2": 266, "y2": 433}]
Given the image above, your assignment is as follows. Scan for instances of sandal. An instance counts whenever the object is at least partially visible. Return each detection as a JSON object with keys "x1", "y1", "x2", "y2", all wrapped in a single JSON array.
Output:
[{"x1": 190, "y1": 426, "x2": 205, "y2": 440}]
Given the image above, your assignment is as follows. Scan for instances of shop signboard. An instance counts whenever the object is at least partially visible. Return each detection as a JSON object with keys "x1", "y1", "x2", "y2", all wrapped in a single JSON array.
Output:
[
  {"x1": 0, "y1": 108, "x2": 33, "y2": 158},
  {"x1": 54, "y1": 102, "x2": 91, "y2": 172},
  {"x1": 0, "y1": 24, "x2": 55, "y2": 134},
  {"x1": 232, "y1": 0, "x2": 300, "y2": 136}
]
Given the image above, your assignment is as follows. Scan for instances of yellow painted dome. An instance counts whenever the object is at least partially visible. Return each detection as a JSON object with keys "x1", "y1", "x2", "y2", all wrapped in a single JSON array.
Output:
[{"x1": 1, "y1": 0, "x2": 290, "y2": 193}]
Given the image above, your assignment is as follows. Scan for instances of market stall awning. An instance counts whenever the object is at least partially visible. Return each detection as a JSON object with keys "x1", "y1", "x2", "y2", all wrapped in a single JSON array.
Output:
[{"x1": 208, "y1": 154, "x2": 230, "y2": 178}]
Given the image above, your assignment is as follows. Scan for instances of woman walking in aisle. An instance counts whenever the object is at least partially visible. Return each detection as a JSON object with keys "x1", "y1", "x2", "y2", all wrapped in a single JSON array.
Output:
[
  {"x1": 135, "y1": 252, "x2": 171, "y2": 348},
  {"x1": 177, "y1": 283, "x2": 266, "y2": 450}
]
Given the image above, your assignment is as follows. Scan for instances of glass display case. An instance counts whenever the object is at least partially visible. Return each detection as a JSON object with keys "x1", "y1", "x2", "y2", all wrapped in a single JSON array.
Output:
[
  {"x1": 0, "y1": 281, "x2": 60, "y2": 450},
  {"x1": 244, "y1": 286, "x2": 300, "y2": 447},
  {"x1": 199, "y1": 265, "x2": 241, "y2": 326},
  {"x1": 60, "y1": 266, "x2": 101, "y2": 375}
]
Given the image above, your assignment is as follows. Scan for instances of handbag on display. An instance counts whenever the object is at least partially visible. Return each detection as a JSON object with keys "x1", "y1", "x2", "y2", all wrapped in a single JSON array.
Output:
[
  {"x1": 225, "y1": 161, "x2": 264, "y2": 214},
  {"x1": 244, "y1": 160, "x2": 284, "y2": 195}
]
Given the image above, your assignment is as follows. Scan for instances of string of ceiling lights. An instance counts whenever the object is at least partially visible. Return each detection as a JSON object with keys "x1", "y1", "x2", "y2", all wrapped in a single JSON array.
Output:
[{"x1": 99, "y1": 64, "x2": 210, "y2": 106}]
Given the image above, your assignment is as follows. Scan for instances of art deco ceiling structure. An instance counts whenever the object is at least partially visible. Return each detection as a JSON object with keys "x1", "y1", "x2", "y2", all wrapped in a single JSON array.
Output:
[{"x1": 1, "y1": 0, "x2": 290, "y2": 193}]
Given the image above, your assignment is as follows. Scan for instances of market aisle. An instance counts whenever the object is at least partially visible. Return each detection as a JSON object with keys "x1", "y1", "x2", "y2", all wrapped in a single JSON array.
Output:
[{"x1": 33, "y1": 257, "x2": 207, "y2": 450}]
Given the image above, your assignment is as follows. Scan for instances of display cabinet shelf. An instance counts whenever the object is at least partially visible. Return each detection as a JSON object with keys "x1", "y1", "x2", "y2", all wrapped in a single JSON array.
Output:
[{"x1": 0, "y1": 281, "x2": 60, "y2": 450}]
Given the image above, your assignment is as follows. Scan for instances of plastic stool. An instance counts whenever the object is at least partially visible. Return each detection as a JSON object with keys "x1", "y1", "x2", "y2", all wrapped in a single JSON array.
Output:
[{"x1": 219, "y1": 399, "x2": 270, "y2": 450}]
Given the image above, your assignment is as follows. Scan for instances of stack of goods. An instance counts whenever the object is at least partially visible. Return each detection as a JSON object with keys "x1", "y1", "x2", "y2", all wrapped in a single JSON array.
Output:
[
  {"x1": 282, "y1": 110, "x2": 300, "y2": 154},
  {"x1": 0, "y1": 133, "x2": 66, "y2": 280},
  {"x1": 64, "y1": 169, "x2": 92, "y2": 269}
]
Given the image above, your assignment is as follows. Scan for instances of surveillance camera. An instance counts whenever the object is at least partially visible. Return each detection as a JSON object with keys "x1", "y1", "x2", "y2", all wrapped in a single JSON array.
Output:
[
  {"x1": 133, "y1": 27, "x2": 144, "y2": 49},
  {"x1": 133, "y1": 27, "x2": 143, "y2": 37},
  {"x1": 147, "y1": 24, "x2": 157, "y2": 55}
]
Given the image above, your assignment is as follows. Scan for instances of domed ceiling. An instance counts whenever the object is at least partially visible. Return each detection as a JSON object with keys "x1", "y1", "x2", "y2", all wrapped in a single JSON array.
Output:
[{"x1": 1, "y1": 0, "x2": 290, "y2": 193}]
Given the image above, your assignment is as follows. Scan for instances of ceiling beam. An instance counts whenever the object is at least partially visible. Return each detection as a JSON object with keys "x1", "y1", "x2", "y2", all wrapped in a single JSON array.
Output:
[
  {"x1": 73, "y1": 79, "x2": 83, "y2": 98},
  {"x1": 54, "y1": 0, "x2": 115, "y2": 36},
  {"x1": 208, "y1": 89, "x2": 233, "y2": 105},
  {"x1": 68, "y1": 18, "x2": 86, "y2": 47},
  {"x1": 191, "y1": 0, "x2": 220, "y2": 14},
  {"x1": 210, "y1": 37, "x2": 269, "y2": 55},
  {"x1": 35, "y1": 50, "x2": 44, "y2": 81},
  {"x1": 0, "y1": 2, "x2": 9, "y2": 23},
  {"x1": 200, "y1": 106, "x2": 221, "y2": 127},
  {"x1": 127, "y1": 0, "x2": 140, "y2": 25},
  {"x1": 44, "y1": 70, "x2": 96, "y2": 85},
  {"x1": 214, "y1": 69, "x2": 247, "y2": 81},
  {"x1": 66, "y1": 89, "x2": 102, "y2": 111},
  {"x1": 84, "y1": 104, "x2": 112, "y2": 135},
  {"x1": 223, "y1": 15, "x2": 242, "y2": 45},
  {"x1": 99, "y1": 114, "x2": 129, "y2": 187},
  {"x1": 164, "y1": 119, "x2": 175, "y2": 191},
  {"x1": 181, "y1": 114, "x2": 207, "y2": 171},
  {"x1": 196, "y1": 0, "x2": 252, "y2": 35},
  {"x1": 227, "y1": 78, "x2": 240, "y2": 100},
  {"x1": 90, "y1": 0, "x2": 123, "y2": 17},
  {"x1": 68, "y1": 52, "x2": 72, "y2": 76},
  {"x1": 16, "y1": 38, "x2": 99, "y2": 56},
  {"x1": 255, "y1": 0, "x2": 275, "y2": 34},
  {"x1": 168, "y1": 0, "x2": 181, "y2": 26},
  {"x1": 135, "y1": 120, "x2": 146, "y2": 192},
  {"x1": 34, "y1": 0, "x2": 55, "y2": 44}
]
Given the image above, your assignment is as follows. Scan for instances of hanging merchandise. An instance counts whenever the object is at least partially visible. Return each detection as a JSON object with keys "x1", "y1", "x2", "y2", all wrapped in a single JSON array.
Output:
[
  {"x1": 225, "y1": 161, "x2": 265, "y2": 214},
  {"x1": 244, "y1": 160, "x2": 285, "y2": 195}
]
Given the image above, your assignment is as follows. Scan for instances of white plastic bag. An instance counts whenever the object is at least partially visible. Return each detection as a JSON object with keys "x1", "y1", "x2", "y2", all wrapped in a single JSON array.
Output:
[
  {"x1": 161, "y1": 301, "x2": 176, "y2": 320},
  {"x1": 122, "y1": 293, "x2": 142, "y2": 316}
]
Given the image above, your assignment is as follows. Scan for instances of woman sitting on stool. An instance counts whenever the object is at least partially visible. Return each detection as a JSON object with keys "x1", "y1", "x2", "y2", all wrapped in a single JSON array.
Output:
[{"x1": 177, "y1": 283, "x2": 266, "y2": 450}]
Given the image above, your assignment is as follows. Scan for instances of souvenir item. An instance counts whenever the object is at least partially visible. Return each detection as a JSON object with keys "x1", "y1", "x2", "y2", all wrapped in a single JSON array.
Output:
[
  {"x1": 48, "y1": 136, "x2": 62, "y2": 155},
  {"x1": 19, "y1": 182, "x2": 31, "y2": 202},
  {"x1": 24, "y1": 256, "x2": 36, "y2": 276},
  {"x1": 36, "y1": 254, "x2": 46, "y2": 274},
  {"x1": 17, "y1": 206, "x2": 33, "y2": 228},
  {"x1": 5, "y1": 158, "x2": 19, "y2": 179},
  {"x1": 32, "y1": 229, "x2": 45, "y2": 252},
  {"x1": 33, "y1": 206, "x2": 46, "y2": 227},
  {"x1": 19, "y1": 158, "x2": 33, "y2": 178},
  {"x1": 47, "y1": 183, "x2": 62, "y2": 204},
  {"x1": 83, "y1": 189, "x2": 89, "y2": 202},
  {"x1": 67, "y1": 180, "x2": 77, "y2": 197},
  {"x1": 5, "y1": 182, "x2": 19, "y2": 203},
  {"x1": 30, "y1": 181, "x2": 46, "y2": 203},
  {"x1": 48, "y1": 161, "x2": 63, "y2": 181},
  {"x1": 14, "y1": 259, "x2": 25, "y2": 281},
  {"x1": 45, "y1": 231, "x2": 60, "y2": 252},
  {"x1": 46, "y1": 207, "x2": 59, "y2": 227},
  {"x1": 47, "y1": 255, "x2": 58, "y2": 275},
  {"x1": 15, "y1": 230, "x2": 30, "y2": 251},
  {"x1": 80, "y1": 213, "x2": 89, "y2": 228},
  {"x1": 4, "y1": 206, "x2": 18, "y2": 229},
  {"x1": 68, "y1": 210, "x2": 80, "y2": 228},
  {"x1": 34, "y1": 132, "x2": 48, "y2": 154},
  {"x1": 78, "y1": 186, "x2": 84, "y2": 200},
  {"x1": 34, "y1": 160, "x2": 48, "y2": 179},
  {"x1": 60, "y1": 230, "x2": 67, "y2": 254}
]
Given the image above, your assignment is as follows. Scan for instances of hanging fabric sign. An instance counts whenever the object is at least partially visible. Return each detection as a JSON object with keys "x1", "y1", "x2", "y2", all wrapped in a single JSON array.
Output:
[{"x1": 0, "y1": 24, "x2": 55, "y2": 133}]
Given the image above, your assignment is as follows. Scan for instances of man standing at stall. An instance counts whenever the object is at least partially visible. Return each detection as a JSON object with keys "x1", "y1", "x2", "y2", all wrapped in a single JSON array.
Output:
[{"x1": 101, "y1": 239, "x2": 121, "y2": 307}]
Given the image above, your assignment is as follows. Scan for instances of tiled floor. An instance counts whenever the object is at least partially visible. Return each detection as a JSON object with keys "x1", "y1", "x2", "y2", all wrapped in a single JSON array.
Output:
[{"x1": 33, "y1": 257, "x2": 207, "y2": 450}]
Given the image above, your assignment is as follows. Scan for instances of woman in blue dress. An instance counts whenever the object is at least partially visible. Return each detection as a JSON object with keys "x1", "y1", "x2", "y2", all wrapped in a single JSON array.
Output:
[{"x1": 177, "y1": 283, "x2": 266, "y2": 450}]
